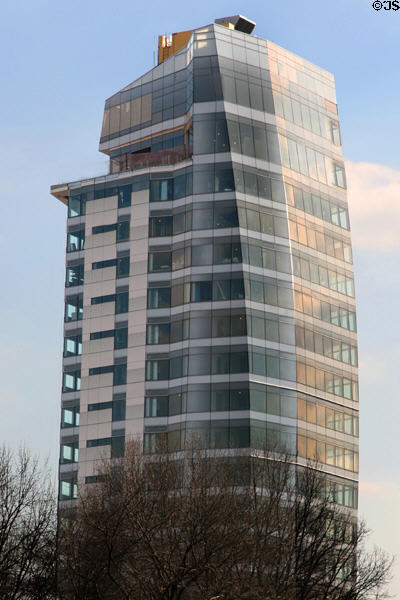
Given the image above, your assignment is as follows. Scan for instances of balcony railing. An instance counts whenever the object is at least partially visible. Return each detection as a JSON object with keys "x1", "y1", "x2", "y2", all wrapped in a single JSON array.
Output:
[{"x1": 110, "y1": 145, "x2": 192, "y2": 174}]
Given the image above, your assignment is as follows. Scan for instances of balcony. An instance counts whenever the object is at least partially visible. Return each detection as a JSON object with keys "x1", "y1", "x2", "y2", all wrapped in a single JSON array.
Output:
[{"x1": 110, "y1": 144, "x2": 192, "y2": 174}]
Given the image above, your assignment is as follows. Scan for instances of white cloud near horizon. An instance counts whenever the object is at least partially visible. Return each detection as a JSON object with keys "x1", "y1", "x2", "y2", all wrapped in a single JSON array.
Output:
[{"x1": 345, "y1": 161, "x2": 400, "y2": 253}]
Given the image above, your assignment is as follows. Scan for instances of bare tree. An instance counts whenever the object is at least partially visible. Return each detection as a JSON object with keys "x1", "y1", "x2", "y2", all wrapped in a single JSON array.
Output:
[
  {"x1": 58, "y1": 442, "x2": 392, "y2": 600},
  {"x1": 0, "y1": 446, "x2": 57, "y2": 599}
]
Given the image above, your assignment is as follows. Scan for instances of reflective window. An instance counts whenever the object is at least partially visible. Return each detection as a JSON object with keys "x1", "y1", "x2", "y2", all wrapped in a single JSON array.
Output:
[
  {"x1": 117, "y1": 256, "x2": 130, "y2": 278},
  {"x1": 60, "y1": 441, "x2": 78, "y2": 464},
  {"x1": 116, "y1": 291, "x2": 129, "y2": 314},
  {"x1": 62, "y1": 370, "x2": 81, "y2": 393},
  {"x1": 61, "y1": 406, "x2": 79, "y2": 428},
  {"x1": 67, "y1": 229, "x2": 85, "y2": 252},
  {"x1": 117, "y1": 220, "x2": 130, "y2": 241},
  {"x1": 148, "y1": 251, "x2": 172, "y2": 272},
  {"x1": 68, "y1": 194, "x2": 86, "y2": 218},
  {"x1": 149, "y1": 216, "x2": 173, "y2": 237},
  {"x1": 147, "y1": 287, "x2": 171, "y2": 308},
  {"x1": 65, "y1": 295, "x2": 83, "y2": 322},
  {"x1": 66, "y1": 263, "x2": 84, "y2": 287},
  {"x1": 64, "y1": 334, "x2": 82, "y2": 357}
]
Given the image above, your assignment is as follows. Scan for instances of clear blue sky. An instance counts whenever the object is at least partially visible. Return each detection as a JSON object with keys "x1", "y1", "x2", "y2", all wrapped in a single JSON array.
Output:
[{"x1": 1, "y1": 0, "x2": 399, "y2": 594}]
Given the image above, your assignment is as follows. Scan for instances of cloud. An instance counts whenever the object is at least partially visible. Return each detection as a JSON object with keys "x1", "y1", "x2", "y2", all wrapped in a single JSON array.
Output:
[
  {"x1": 359, "y1": 480, "x2": 400, "y2": 498},
  {"x1": 345, "y1": 161, "x2": 400, "y2": 252}
]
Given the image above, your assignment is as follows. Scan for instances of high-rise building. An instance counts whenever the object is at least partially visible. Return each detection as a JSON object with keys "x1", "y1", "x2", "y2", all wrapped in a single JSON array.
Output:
[{"x1": 51, "y1": 15, "x2": 359, "y2": 510}]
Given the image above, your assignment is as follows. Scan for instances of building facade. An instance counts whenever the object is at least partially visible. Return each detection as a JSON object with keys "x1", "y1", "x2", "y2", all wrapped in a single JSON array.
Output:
[{"x1": 51, "y1": 15, "x2": 359, "y2": 510}]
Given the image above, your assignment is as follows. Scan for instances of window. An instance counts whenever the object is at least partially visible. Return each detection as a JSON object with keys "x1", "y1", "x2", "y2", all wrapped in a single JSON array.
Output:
[
  {"x1": 116, "y1": 291, "x2": 129, "y2": 313},
  {"x1": 150, "y1": 179, "x2": 173, "y2": 202},
  {"x1": 61, "y1": 406, "x2": 79, "y2": 428},
  {"x1": 117, "y1": 220, "x2": 130, "y2": 241},
  {"x1": 92, "y1": 224, "x2": 116, "y2": 235},
  {"x1": 114, "y1": 364, "x2": 127, "y2": 386},
  {"x1": 146, "y1": 359, "x2": 169, "y2": 381},
  {"x1": 148, "y1": 252, "x2": 171, "y2": 272},
  {"x1": 67, "y1": 229, "x2": 85, "y2": 252},
  {"x1": 146, "y1": 323, "x2": 170, "y2": 345},
  {"x1": 111, "y1": 436, "x2": 125, "y2": 458},
  {"x1": 68, "y1": 194, "x2": 86, "y2": 218},
  {"x1": 60, "y1": 441, "x2": 78, "y2": 464},
  {"x1": 191, "y1": 281, "x2": 212, "y2": 302},
  {"x1": 147, "y1": 287, "x2": 171, "y2": 308},
  {"x1": 66, "y1": 263, "x2": 84, "y2": 287},
  {"x1": 149, "y1": 216, "x2": 173, "y2": 237},
  {"x1": 92, "y1": 259, "x2": 116, "y2": 270},
  {"x1": 112, "y1": 399, "x2": 126, "y2": 421},
  {"x1": 114, "y1": 327, "x2": 128, "y2": 349},
  {"x1": 65, "y1": 295, "x2": 83, "y2": 322},
  {"x1": 62, "y1": 370, "x2": 81, "y2": 393},
  {"x1": 90, "y1": 329, "x2": 114, "y2": 341},
  {"x1": 331, "y1": 163, "x2": 346, "y2": 188},
  {"x1": 91, "y1": 293, "x2": 115, "y2": 305},
  {"x1": 145, "y1": 396, "x2": 168, "y2": 417},
  {"x1": 59, "y1": 478, "x2": 77, "y2": 500},
  {"x1": 118, "y1": 185, "x2": 131, "y2": 208},
  {"x1": 88, "y1": 401, "x2": 113, "y2": 411},
  {"x1": 117, "y1": 256, "x2": 130, "y2": 277},
  {"x1": 87, "y1": 438, "x2": 111, "y2": 448},
  {"x1": 64, "y1": 334, "x2": 82, "y2": 357}
]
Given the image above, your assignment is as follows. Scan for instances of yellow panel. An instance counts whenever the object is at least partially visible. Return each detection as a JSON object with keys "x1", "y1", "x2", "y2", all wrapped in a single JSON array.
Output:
[{"x1": 158, "y1": 29, "x2": 193, "y2": 64}]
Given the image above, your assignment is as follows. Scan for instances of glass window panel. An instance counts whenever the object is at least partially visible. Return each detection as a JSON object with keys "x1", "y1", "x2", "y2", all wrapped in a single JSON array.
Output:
[
  {"x1": 213, "y1": 279, "x2": 230, "y2": 301},
  {"x1": 172, "y1": 248, "x2": 185, "y2": 271},
  {"x1": 230, "y1": 351, "x2": 248, "y2": 373},
  {"x1": 212, "y1": 352, "x2": 230, "y2": 374},
  {"x1": 231, "y1": 278, "x2": 245, "y2": 299},
  {"x1": 266, "y1": 355, "x2": 280, "y2": 378},
  {"x1": 148, "y1": 252, "x2": 171, "y2": 272},
  {"x1": 117, "y1": 221, "x2": 130, "y2": 241},
  {"x1": 306, "y1": 147, "x2": 318, "y2": 180},
  {"x1": 288, "y1": 139, "x2": 300, "y2": 172},
  {"x1": 194, "y1": 117, "x2": 215, "y2": 154},
  {"x1": 249, "y1": 82, "x2": 264, "y2": 111},
  {"x1": 211, "y1": 389, "x2": 229, "y2": 411},
  {"x1": 262, "y1": 248, "x2": 276, "y2": 270},
  {"x1": 247, "y1": 209, "x2": 260, "y2": 232},
  {"x1": 215, "y1": 206, "x2": 238, "y2": 228},
  {"x1": 215, "y1": 118, "x2": 230, "y2": 152},
  {"x1": 215, "y1": 166, "x2": 234, "y2": 192},
  {"x1": 263, "y1": 282, "x2": 277, "y2": 306},
  {"x1": 227, "y1": 119, "x2": 240, "y2": 152},
  {"x1": 231, "y1": 314, "x2": 246, "y2": 336},
  {"x1": 214, "y1": 243, "x2": 232, "y2": 265},
  {"x1": 266, "y1": 131, "x2": 280, "y2": 164},
  {"x1": 117, "y1": 256, "x2": 130, "y2": 278},
  {"x1": 253, "y1": 125, "x2": 268, "y2": 161},
  {"x1": 192, "y1": 208, "x2": 213, "y2": 230},
  {"x1": 192, "y1": 281, "x2": 212, "y2": 302},
  {"x1": 236, "y1": 78, "x2": 250, "y2": 107},
  {"x1": 251, "y1": 387, "x2": 266, "y2": 412},
  {"x1": 261, "y1": 213, "x2": 274, "y2": 235},
  {"x1": 263, "y1": 318, "x2": 278, "y2": 342},
  {"x1": 213, "y1": 315, "x2": 230, "y2": 337}
]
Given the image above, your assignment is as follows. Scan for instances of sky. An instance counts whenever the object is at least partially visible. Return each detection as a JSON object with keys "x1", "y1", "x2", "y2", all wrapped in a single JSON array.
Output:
[{"x1": 1, "y1": 0, "x2": 399, "y2": 595}]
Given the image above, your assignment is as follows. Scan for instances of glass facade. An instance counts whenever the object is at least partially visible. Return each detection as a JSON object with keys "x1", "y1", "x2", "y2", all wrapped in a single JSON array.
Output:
[{"x1": 52, "y1": 16, "x2": 358, "y2": 510}]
